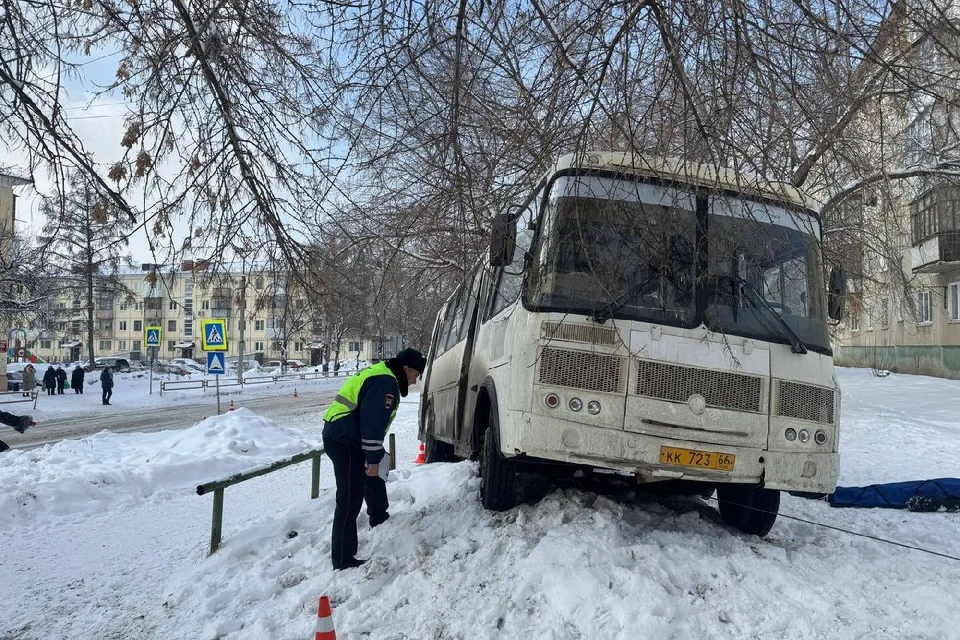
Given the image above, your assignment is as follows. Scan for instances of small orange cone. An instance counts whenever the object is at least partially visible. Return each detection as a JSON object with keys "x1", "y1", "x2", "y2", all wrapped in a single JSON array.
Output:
[
  {"x1": 294, "y1": 388, "x2": 300, "y2": 398},
  {"x1": 314, "y1": 595, "x2": 336, "y2": 640},
  {"x1": 414, "y1": 442, "x2": 426, "y2": 464},
  {"x1": 228, "y1": 400, "x2": 236, "y2": 411}
]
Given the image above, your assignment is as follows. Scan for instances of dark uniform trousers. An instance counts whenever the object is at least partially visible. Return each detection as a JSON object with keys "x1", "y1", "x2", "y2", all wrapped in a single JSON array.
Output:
[{"x1": 323, "y1": 435, "x2": 389, "y2": 568}]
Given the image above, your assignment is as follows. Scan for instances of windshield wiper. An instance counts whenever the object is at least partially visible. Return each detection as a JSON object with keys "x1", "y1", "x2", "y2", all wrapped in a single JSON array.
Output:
[
  {"x1": 735, "y1": 276, "x2": 808, "y2": 355},
  {"x1": 589, "y1": 271, "x2": 659, "y2": 323}
]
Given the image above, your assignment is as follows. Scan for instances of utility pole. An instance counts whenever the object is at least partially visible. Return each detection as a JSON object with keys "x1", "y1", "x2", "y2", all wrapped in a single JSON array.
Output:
[{"x1": 237, "y1": 258, "x2": 247, "y2": 384}]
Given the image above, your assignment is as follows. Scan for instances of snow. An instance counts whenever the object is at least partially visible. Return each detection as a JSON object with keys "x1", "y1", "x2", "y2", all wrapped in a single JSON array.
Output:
[{"x1": 2, "y1": 367, "x2": 960, "y2": 639}]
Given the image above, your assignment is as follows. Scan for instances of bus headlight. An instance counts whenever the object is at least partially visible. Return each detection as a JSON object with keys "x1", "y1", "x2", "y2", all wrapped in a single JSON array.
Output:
[
  {"x1": 814, "y1": 430, "x2": 827, "y2": 445},
  {"x1": 545, "y1": 393, "x2": 560, "y2": 409},
  {"x1": 569, "y1": 397, "x2": 583, "y2": 412},
  {"x1": 587, "y1": 401, "x2": 601, "y2": 415},
  {"x1": 798, "y1": 429, "x2": 810, "y2": 443},
  {"x1": 785, "y1": 428, "x2": 797, "y2": 441}
]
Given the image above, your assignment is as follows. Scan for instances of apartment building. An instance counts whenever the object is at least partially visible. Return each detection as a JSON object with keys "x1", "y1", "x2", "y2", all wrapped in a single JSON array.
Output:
[
  {"x1": 833, "y1": 10, "x2": 960, "y2": 377},
  {"x1": 1, "y1": 169, "x2": 32, "y2": 391},
  {"x1": 24, "y1": 262, "x2": 405, "y2": 366}
]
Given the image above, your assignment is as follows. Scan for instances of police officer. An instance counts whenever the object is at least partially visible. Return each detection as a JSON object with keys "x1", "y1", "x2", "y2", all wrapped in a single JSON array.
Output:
[{"x1": 322, "y1": 347, "x2": 426, "y2": 570}]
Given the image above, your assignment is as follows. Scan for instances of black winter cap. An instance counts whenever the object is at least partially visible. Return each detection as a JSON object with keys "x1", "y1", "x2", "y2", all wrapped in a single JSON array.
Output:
[{"x1": 394, "y1": 348, "x2": 426, "y2": 373}]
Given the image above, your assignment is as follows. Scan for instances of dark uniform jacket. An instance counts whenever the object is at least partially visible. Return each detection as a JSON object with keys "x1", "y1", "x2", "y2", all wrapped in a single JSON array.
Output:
[{"x1": 322, "y1": 363, "x2": 403, "y2": 465}]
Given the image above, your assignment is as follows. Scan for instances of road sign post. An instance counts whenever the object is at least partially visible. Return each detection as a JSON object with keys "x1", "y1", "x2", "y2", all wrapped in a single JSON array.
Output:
[
  {"x1": 201, "y1": 319, "x2": 228, "y2": 413},
  {"x1": 145, "y1": 326, "x2": 162, "y2": 395}
]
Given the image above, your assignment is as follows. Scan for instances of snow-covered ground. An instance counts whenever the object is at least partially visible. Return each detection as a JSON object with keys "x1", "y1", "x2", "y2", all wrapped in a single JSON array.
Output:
[{"x1": 2, "y1": 367, "x2": 959, "y2": 639}]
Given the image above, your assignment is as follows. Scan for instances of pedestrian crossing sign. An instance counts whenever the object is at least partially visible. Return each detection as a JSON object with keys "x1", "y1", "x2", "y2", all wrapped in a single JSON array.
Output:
[
  {"x1": 207, "y1": 351, "x2": 226, "y2": 375},
  {"x1": 201, "y1": 319, "x2": 228, "y2": 351},
  {"x1": 145, "y1": 326, "x2": 162, "y2": 347}
]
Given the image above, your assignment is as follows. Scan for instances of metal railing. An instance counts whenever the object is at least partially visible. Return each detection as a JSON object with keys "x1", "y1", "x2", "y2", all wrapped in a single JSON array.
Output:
[
  {"x1": 0, "y1": 389, "x2": 40, "y2": 409},
  {"x1": 196, "y1": 434, "x2": 396, "y2": 555},
  {"x1": 160, "y1": 369, "x2": 359, "y2": 394}
]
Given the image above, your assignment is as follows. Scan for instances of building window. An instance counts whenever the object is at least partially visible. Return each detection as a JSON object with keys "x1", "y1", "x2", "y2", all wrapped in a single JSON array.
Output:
[
  {"x1": 950, "y1": 283, "x2": 960, "y2": 321},
  {"x1": 168, "y1": 341, "x2": 176, "y2": 351},
  {"x1": 133, "y1": 340, "x2": 141, "y2": 352},
  {"x1": 41, "y1": 340, "x2": 51, "y2": 349},
  {"x1": 255, "y1": 320, "x2": 265, "y2": 331},
  {"x1": 168, "y1": 320, "x2": 177, "y2": 332},
  {"x1": 119, "y1": 302, "x2": 127, "y2": 311},
  {"x1": 99, "y1": 340, "x2": 111, "y2": 351},
  {"x1": 134, "y1": 320, "x2": 142, "y2": 332},
  {"x1": 917, "y1": 290, "x2": 933, "y2": 325},
  {"x1": 202, "y1": 300, "x2": 209, "y2": 310},
  {"x1": 294, "y1": 342, "x2": 303, "y2": 352},
  {"x1": 169, "y1": 300, "x2": 178, "y2": 311},
  {"x1": 349, "y1": 341, "x2": 363, "y2": 352},
  {"x1": 880, "y1": 299, "x2": 890, "y2": 328},
  {"x1": 118, "y1": 340, "x2": 127, "y2": 351},
  {"x1": 254, "y1": 341, "x2": 264, "y2": 351},
  {"x1": 135, "y1": 302, "x2": 143, "y2": 311},
  {"x1": 850, "y1": 313, "x2": 860, "y2": 332},
  {"x1": 119, "y1": 321, "x2": 127, "y2": 331},
  {"x1": 255, "y1": 277, "x2": 264, "y2": 289}
]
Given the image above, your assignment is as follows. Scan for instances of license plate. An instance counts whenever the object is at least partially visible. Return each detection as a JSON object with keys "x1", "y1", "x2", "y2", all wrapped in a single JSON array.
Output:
[{"x1": 659, "y1": 446, "x2": 735, "y2": 472}]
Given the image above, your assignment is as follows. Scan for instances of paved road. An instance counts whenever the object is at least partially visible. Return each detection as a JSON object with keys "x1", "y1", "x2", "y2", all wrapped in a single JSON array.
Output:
[{"x1": 2, "y1": 389, "x2": 338, "y2": 450}]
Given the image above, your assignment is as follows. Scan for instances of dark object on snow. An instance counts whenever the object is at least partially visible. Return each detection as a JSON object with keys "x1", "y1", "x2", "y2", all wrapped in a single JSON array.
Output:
[
  {"x1": 829, "y1": 478, "x2": 960, "y2": 509},
  {"x1": 286, "y1": 530, "x2": 298, "y2": 539},
  {"x1": 905, "y1": 495, "x2": 960, "y2": 512}
]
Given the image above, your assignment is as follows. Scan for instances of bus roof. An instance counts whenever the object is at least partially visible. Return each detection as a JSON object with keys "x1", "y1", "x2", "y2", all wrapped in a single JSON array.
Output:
[{"x1": 550, "y1": 152, "x2": 820, "y2": 213}]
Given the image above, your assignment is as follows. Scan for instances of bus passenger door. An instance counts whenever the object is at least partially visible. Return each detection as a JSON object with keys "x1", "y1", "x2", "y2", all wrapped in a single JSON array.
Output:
[{"x1": 454, "y1": 267, "x2": 484, "y2": 441}]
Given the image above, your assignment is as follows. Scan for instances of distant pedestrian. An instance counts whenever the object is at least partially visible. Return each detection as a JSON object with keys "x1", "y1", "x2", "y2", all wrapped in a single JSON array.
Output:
[
  {"x1": 55, "y1": 366, "x2": 67, "y2": 394},
  {"x1": 0, "y1": 410, "x2": 34, "y2": 453},
  {"x1": 71, "y1": 366, "x2": 85, "y2": 394},
  {"x1": 21, "y1": 364, "x2": 36, "y2": 398},
  {"x1": 42, "y1": 366, "x2": 57, "y2": 396},
  {"x1": 100, "y1": 366, "x2": 114, "y2": 405}
]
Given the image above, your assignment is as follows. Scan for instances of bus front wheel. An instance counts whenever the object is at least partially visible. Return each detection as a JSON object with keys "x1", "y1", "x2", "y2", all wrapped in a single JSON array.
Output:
[
  {"x1": 716, "y1": 484, "x2": 779, "y2": 537},
  {"x1": 480, "y1": 427, "x2": 517, "y2": 511}
]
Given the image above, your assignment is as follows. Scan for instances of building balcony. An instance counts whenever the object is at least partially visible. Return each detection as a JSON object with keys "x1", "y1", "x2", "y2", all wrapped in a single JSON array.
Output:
[
  {"x1": 95, "y1": 310, "x2": 114, "y2": 320},
  {"x1": 911, "y1": 231, "x2": 960, "y2": 273},
  {"x1": 211, "y1": 308, "x2": 231, "y2": 319},
  {"x1": 143, "y1": 308, "x2": 164, "y2": 320}
]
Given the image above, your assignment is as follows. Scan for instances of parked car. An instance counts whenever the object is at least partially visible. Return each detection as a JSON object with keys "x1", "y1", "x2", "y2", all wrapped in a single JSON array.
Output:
[
  {"x1": 5, "y1": 371, "x2": 22, "y2": 392},
  {"x1": 93, "y1": 357, "x2": 131, "y2": 372},
  {"x1": 262, "y1": 359, "x2": 305, "y2": 373}
]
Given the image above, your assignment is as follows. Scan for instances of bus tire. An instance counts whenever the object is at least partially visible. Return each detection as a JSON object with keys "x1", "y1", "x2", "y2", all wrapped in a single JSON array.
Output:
[
  {"x1": 480, "y1": 426, "x2": 517, "y2": 511},
  {"x1": 716, "y1": 484, "x2": 779, "y2": 537}
]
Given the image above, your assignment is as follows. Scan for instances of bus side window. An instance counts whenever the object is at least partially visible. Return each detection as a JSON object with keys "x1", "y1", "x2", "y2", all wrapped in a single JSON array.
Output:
[
  {"x1": 445, "y1": 286, "x2": 468, "y2": 352},
  {"x1": 490, "y1": 198, "x2": 538, "y2": 317},
  {"x1": 457, "y1": 266, "x2": 482, "y2": 343},
  {"x1": 435, "y1": 295, "x2": 457, "y2": 358}
]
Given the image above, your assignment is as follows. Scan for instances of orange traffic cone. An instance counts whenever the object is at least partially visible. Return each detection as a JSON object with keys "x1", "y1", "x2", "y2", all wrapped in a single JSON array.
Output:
[
  {"x1": 314, "y1": 595, "x2": 336, "y2": 640},
  {"x1": 294, "y1": 388, "x2": 300, "y2": 398},
  {"x1": 228, "y1": 399, "x2": 236, "y2": 411},
  {"x1": 414, "y1": 442, "x2": 426, "y2": 464}
]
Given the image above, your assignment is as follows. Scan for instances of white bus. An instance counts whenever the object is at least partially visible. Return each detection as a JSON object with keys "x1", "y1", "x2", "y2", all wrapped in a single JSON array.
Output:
[{"x1": 419, "y1": 152, "x2": 846, "y2": 536}]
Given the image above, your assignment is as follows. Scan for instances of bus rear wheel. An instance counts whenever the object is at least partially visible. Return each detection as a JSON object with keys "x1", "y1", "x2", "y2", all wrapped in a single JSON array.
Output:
[
  {"x1": 480, "y1": 427, "x2": 517, "y2": 511},
  {"x1": 716, "y1": 484, "x2": 779, "y2": 537}
]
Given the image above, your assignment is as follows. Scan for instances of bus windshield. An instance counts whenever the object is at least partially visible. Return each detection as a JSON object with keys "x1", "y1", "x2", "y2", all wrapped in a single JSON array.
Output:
[
  {"x1": 705, "y1": 195, "x2": 829, "y2": 353},
  {"x1": 528, "y1": 176, "x2": 698, "y2": 326},
  {"x1": 525, "y1": 174, "x2": 831, "y2": 353}
]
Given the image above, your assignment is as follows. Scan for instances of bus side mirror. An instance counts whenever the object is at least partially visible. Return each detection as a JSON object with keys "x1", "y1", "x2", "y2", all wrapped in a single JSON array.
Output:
[
  {"x1": 828, "y1": 266, "x2": 846, "y2": 321},
  {"x1": 490, "y1": 212, "x2": 518, "y2": 267}
]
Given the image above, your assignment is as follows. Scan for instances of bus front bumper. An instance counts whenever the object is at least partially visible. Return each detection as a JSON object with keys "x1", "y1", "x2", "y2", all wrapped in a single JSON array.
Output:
[{"x1": 501, "y1": 413, "x2": 839, "y2": 494}]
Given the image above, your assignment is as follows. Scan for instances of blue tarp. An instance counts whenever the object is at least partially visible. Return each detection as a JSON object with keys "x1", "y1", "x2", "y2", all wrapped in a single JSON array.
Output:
[{"x1": 829, "y1": 478, "x2": 960, "y2": 510}]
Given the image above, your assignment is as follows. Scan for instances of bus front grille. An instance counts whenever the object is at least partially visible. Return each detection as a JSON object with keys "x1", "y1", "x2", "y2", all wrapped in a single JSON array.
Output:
[
  {"x1": 538, "y1": 347, "x2": 623, "y2": 393},
  {"x1": 775, "y1": 381, "x2": 835, "y2": 424},
  {"x1": 541, "y1": 321, "x2": 619, "y2": 345},
  {"x1": 634, "y1": 359, "x2": 765, "y2": 413}
]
